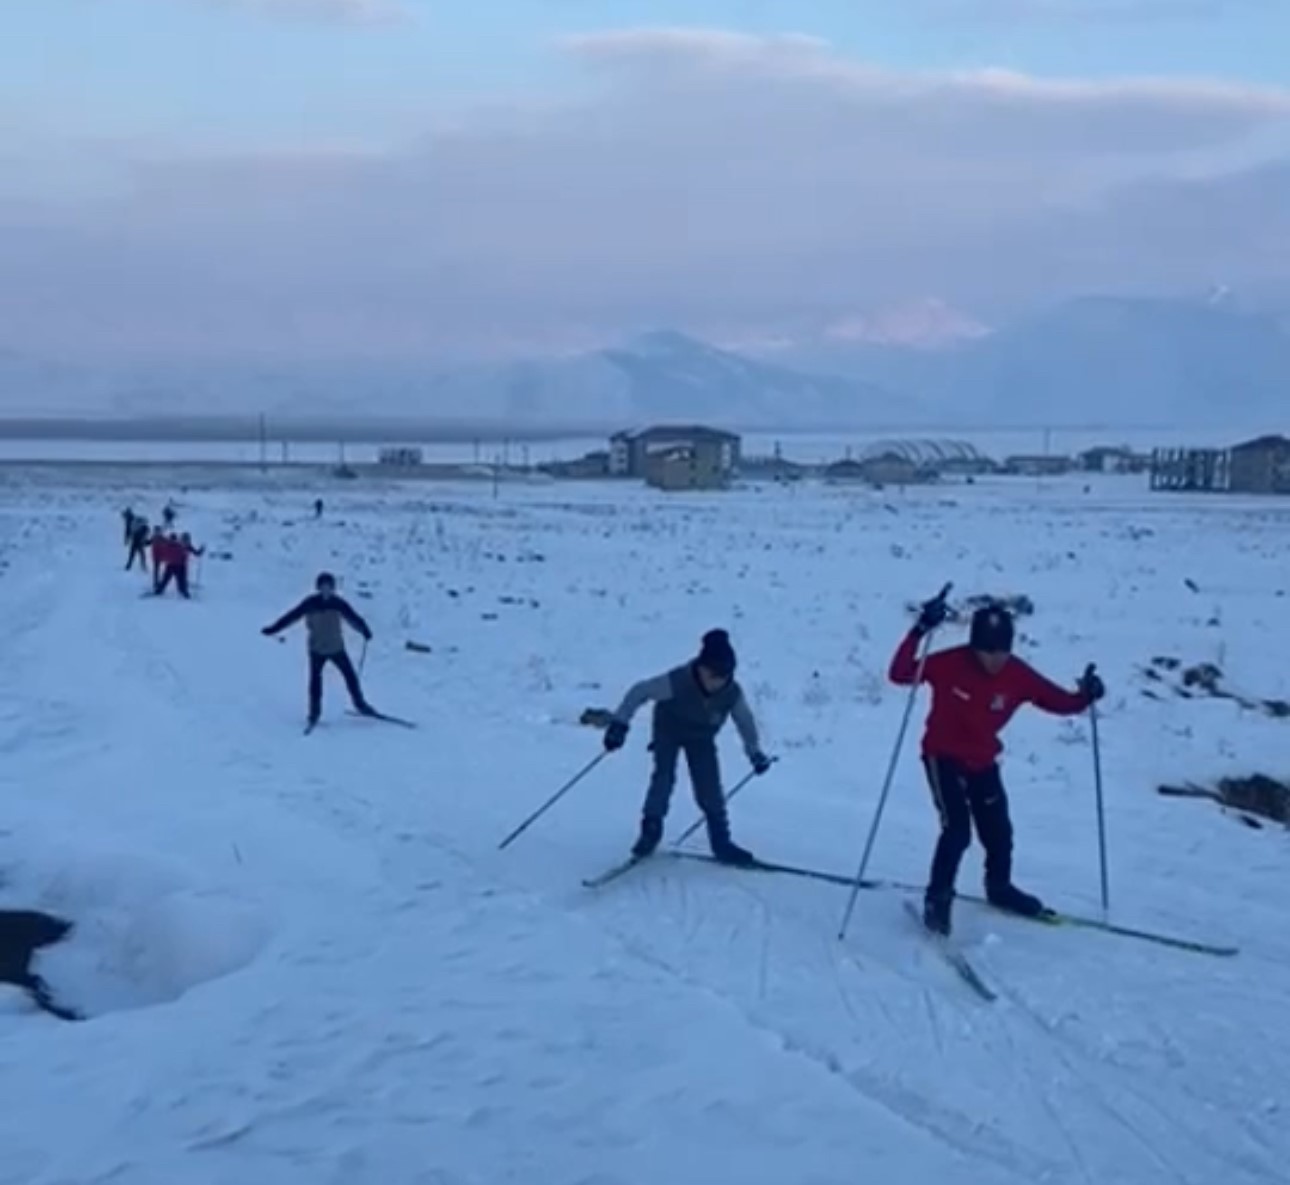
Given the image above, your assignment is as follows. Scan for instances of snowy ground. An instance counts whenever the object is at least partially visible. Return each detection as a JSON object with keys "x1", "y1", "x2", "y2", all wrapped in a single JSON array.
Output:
[{"x1": 0, "y1": 471, "x2": 1287, "y2": 1185}]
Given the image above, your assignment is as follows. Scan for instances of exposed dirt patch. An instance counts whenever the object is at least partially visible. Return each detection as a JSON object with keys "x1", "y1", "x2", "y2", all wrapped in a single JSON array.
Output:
[
  {"x1": 1158, "y1": 774, "x2": 1290, "y2": 830},
  {"x1": 1139, "y1": 656, "x2": 1290, "y2": 719}
]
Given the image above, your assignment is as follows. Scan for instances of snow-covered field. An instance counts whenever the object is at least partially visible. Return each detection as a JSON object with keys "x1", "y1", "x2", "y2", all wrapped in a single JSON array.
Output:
[{"x1": 1, "y1": 470, "x2": 1286, "y2": 1185}]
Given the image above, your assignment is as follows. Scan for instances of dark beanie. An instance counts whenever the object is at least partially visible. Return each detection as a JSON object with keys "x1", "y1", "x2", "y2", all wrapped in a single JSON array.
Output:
[
  {"x1": 697, "y1": 628, "x2": 736, "y2": 676},
  {"x1": 969, "y1": 605, "x2": 1014, "y2": 653}
]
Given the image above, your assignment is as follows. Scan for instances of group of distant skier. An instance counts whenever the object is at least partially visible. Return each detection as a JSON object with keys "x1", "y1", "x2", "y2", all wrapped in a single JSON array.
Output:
[
  {"x1": 600, "y1": 592, "x2": 1104, "y2": 938},
  {"x1": 120, "y1": 502, "x2": 381, "y2": 732},
  {"x1": 122, "y1": 503, "x2": 204, "y2": 598}
]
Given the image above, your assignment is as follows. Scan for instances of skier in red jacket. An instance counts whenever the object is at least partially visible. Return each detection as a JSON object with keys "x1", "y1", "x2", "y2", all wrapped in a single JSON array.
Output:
[{"x1": 889, "y1": 593, "x2": 1104, "y2": 936}]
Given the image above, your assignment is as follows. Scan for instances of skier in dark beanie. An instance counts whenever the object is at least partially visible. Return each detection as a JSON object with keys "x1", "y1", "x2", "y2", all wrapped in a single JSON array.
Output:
[
  {"x1": 889, "y1": 595, "x2": 1104, "y2": 937},
  {"x1": 604, "y1": 629, "x2": 772, "y2": 865},
  {"x1": 261, "y1": 571, "x2": 377, "y2": 727}
]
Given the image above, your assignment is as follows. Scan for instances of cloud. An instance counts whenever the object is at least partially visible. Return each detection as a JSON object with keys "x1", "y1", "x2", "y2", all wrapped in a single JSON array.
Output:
[
  {"x1": 205, "y1": 0, "x2": 411, "y2": 24},
  {"x1": 916, "y1": 0, "x2": 1275, "y2": 21},
  {"x1": 2, "y1": 28, "x2": 1289, "y2": 358}
]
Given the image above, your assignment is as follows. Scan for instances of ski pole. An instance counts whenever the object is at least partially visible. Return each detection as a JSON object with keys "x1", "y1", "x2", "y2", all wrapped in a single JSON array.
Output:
[
  {"x1": 672, "y1": 756, "x2": 779, "y2": 848},
  {"x1": 359, "y1": 638, "x2": 369, "y2": 675},
  {"x1": 838, "y1": 583, "x2": 951, "y2": 941},
  {"x1": 1085, "y1": 662, "x2": 1110, "y2": 921},
  {"x1": 498, "y1": 751, "x2": 608, "y2": 850}
]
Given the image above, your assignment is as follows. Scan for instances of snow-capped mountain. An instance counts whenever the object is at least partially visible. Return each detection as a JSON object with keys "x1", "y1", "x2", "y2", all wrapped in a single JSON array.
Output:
[
  {"x1": 0, "y1": 331, "x2": 912, "y2": 431},
  {"x1": 768, "y1": 294, "x2": 1290, "y2": 429},
  {"x1": 3, "y1": 293, "x2": 1290, "y2": 432},
  {"x1": 820, "y1": 299, "x2": 992, "y2": 349},
  {"x1": 926, "y1": 295, "x2": 1290, "y2": 427}
]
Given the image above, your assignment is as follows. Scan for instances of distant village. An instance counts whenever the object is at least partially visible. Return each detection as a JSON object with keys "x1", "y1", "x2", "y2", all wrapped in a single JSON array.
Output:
[{"x1": 373, "y1": 426, "x2": 1290, "y2": 497}]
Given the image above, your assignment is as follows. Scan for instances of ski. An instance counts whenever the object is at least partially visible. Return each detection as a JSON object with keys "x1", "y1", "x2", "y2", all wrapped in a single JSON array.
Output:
[
  {"x1": 670, "y1": 853, "x2": 1236, "y2": 958},
  {"x1": 903, "y1": 899, "x2": 997, "y2": 1001},
  {"x1": 1009, "y1": 906, "x2": 1238, "y2": 958},
  {"x1": 826, "y1": 872, "x2": 1237, "y2": 959},
  {"x1": 669, "y1": 849, "x2": 868, "y2": 888},
  {"x1": 303, "y1": 720, "x2": 318, "y2": 735},
  {"x1": 582, "y1": 854, "x2": 650, "y2": 888},
  {"x1": 345, "y1": 710, "x2": 417, "y2": 729}
]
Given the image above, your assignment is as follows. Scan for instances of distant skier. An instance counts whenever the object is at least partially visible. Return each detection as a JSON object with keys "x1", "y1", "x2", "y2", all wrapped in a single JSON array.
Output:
[
  {"x1": 154, "y1": 532, "x2": 202, "y2": 599},
  {"x1": 603, "y1": 629, "x2": 772, "y2": 865},
  {"x1": 122, "y1": 507, "x2": 136, "y2": 545},
  {"x1": 261, "y1": 571, "x2": 376, "y2": 727},
  {"x1": 125, "y1": 516, "x2": 150, "y2": 572},
  {"x1": 889, "y1": 594, "x2": 1104, "y2": 936},
  {"x1": 149, "y1": 530, "x2": 184, "y2": 595},
  {"x1": 314, "y1": 498, "x2": 324, "y2": 518}
]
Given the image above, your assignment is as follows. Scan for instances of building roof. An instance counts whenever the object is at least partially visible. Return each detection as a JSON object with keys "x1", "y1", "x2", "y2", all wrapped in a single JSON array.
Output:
[
  {"x1": 1232, "y1": 434, "x2": 1290, "y2": 452},
  {"x1": 858, "y1": 439, "x2": 988, "y2": 465},
  {"x1": 611, "y1": 424, "x2": 740, "y2": 442}
]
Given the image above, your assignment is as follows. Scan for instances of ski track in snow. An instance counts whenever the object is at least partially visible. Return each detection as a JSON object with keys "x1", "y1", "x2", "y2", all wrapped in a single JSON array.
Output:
[{"x1": 0, "y1": 471, "x2": 1288, "y2": 1184}]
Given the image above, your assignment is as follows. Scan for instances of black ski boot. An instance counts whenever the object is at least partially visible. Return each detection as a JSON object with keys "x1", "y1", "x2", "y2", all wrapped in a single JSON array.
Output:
[
  {"x1": 923, "y1": 890, "x2": 953, "y2": 937},
  {"x1": 711, "y1": 838, "x2": 755, "y2": 866},
  {"x1": 705, "y1": 812, "x2": 754, "y2": 866},
  {"x1": 631, "y1": 816, "x2": 663, "y2": 859},
  {"x1": 986, "y1": 882, "x2": 1045, "y2": 918}
]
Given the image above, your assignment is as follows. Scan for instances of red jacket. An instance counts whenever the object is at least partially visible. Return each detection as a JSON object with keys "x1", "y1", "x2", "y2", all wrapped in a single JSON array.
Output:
[
  {"x1": 888, "y1": 629, "x2": 1090, "y2": 770},
  {"x1": 151, "y1": 536, "x2": 182, "y2": 567}
]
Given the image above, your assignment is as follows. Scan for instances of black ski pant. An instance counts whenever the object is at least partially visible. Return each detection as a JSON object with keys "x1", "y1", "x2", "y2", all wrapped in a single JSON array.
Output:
[
  {"x1": 642, "y1": 732, "x2": 730, "y2": 839},
  {"x1": 923, "y1": 756, "x2": 1014, "y2": 900},
  {"x1": 154, "y1": 563, "x2": 190, "y2": 598},
  {"x1": 308, "y1": 649, "x2": 370, "y2": 721},
  {"x1": 126, "y1": 541, "x2": 148, "y2": 572}
]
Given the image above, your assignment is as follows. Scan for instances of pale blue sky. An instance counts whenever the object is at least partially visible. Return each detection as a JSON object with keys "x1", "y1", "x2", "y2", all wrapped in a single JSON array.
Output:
[
  {"x1": 3, "y1": 1, "x2": 1290, "y2": 360},
  {"x1": 7, "y1": 1, "x2": 1289, "y2": 145}
]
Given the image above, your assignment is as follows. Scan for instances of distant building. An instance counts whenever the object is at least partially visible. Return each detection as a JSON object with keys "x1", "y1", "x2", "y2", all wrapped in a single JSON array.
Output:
[
  {"x1": 644, "y1": 445, "x2": 730, "y2": 491},
  {"x1": 740, "y1": 454, "x2": 808, "y2": 482},
  {"x1": 610, "y1": 425, "x2": 741, "y2": 479},
  {"x1": 539, "y1": 450, "x2": 610, "y2": 479},
  {"x1": 858, "y1": 451, "x2": 924, "y2": 486},
  {"x1": 823, "y1": 458, "x2": 869, "y2": 483},
  {"x1": 378, "y1": 446, "x2": 423, "y2": 467},
  {"x1": 1149, "y1": 446, "x2": 1230, "y2": 492},
  {"x1": 1228, "y1": 434, "x2": 1290, "y2": 494},
  {"x1": 861, "y1": 439, "x2": 994, "y2": 477},
  {"x1": 1002, "y1": 454, "x2": 1073, "y2": 476},
  {"x1": 1078, "y1": 446, "x2": 1143, "y2": 474}
]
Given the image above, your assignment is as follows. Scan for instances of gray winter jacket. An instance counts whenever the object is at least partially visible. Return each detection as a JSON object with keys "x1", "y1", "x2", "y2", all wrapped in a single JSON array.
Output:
[
  {"x1": 263, "y1": 593, "x2": 371, "y2": 656},
  {"x1": 612, "y1": 663, "x2": 762, "y2": 754}
]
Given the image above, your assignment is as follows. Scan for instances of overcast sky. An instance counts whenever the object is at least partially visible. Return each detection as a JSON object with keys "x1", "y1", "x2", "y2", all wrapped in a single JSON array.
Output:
[{"x1": 3, "y1": 0, "x2": 1289, "y2": 360}]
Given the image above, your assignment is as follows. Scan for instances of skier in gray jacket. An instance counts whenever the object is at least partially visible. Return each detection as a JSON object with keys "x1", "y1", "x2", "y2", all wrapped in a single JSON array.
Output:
[
  {"x1": 262, "y1": 571, "x2": 377, "y2": 727},
  {"x1": 604, "y1": 629, "x2": 771, "y2": 865}
]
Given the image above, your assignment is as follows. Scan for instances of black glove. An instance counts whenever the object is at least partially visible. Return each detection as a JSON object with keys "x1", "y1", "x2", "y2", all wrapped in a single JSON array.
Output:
[
  {"x1": 750, "y1": 750, "x2": 772, "y2": 775},
  {"x1": 603, "y1": 720, "x2": 628, "y2": 752},
  {"x1": 260, "y1": 626, "x2": 274, "y2": 636},
  {"x1": 914, "y1": 593, "x2": 949, "y2": 635},
  {"x1": 1079, "y1": 667, "x2": 1105, "y2": 703}
]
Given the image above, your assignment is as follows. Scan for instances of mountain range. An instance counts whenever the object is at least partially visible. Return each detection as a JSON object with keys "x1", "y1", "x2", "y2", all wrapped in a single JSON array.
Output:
[{"x1": 1, "y1": 293, "x2": 1289, "y2": 432}]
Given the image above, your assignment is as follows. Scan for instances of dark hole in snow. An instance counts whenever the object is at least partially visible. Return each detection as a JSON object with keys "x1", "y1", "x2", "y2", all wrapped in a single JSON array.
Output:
[{"x1": 1, "y1": 851, "x2": 269, "y2": 1023}]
